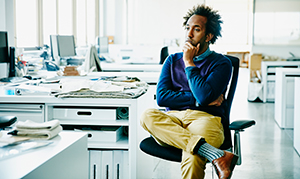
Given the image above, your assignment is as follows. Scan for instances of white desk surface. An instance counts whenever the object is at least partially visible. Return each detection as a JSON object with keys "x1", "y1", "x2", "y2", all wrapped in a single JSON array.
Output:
[
  {"x1": 0, "y1": 131, "x2": 88, "y2": 179},
  {"x1": 24, "y1": 69, "x2": 160, "y2": 84},
  {"x1": 87, "y1": 71, "x2": 160, "y2": 84},
  {"x1": 101, "y1": 62, "x2": 162, "y2": 72}
]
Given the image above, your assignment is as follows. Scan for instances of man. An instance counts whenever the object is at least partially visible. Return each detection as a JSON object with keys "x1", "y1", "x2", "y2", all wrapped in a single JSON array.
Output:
[{"x1": 140, "y1": 4, "x2": 238, "y2": 179}]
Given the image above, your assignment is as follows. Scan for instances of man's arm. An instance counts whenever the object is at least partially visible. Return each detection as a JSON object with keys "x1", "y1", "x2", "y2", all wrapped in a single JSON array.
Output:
[
  {"x1": 156, "y1": 55, "x2": 196, "y2": 108},
  {"x1": 185, "y1": 59, "x2": 232, "y2": 106},
  {"x1": 208, "y1": 94, "x2": 224, "y2": 106}
]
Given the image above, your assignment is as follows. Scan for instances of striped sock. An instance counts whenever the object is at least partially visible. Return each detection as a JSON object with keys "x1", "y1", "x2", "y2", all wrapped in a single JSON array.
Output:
[{"x1": 197, "y1": 142, "x2": 224, "y2": 162}]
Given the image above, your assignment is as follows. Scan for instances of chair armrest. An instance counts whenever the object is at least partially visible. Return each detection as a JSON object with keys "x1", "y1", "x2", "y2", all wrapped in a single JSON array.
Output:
[
  {"x1": 229, "y1": 120, "x2": 255, "y2": 131},
  {"x1": 0, "y1": 116, "x2": 17, "y2": 128}
]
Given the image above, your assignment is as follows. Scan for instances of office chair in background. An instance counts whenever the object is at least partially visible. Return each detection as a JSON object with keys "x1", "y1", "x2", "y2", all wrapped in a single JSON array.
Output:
[
  {"x1": 160, "y1": 46, "x2": 169, "y2": 64},
  {"x1": 0, "y1": 116, "x2": 17, "y2": 131},
  {"x1": 140, "y1": 55, "x2": 255, "y2": 171}
]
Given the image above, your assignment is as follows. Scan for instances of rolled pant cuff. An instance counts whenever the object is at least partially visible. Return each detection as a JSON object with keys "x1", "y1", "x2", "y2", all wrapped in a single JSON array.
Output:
[{"x1": 186, "y1": 135, "x2": 203, "y2": 154}]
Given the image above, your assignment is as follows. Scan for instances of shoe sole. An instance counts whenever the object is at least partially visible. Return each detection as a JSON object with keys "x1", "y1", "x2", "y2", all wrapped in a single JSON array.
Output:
[{"x1": 228, "y1": 154, "x2": 239, "y2": 179}]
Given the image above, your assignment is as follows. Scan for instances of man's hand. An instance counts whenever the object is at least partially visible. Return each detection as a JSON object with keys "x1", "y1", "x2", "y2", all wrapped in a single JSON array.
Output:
[
  {"x1": 208, "y1": 94, "x2": 224, "y2": 106},
  {"x1": 182, "y1": 41, "x2": 199, "y2": 67}
]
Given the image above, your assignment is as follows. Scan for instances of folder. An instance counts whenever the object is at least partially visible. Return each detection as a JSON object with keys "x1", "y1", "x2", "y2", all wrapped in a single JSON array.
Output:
[
  {"x1": 101, "y1": 150, "x2": 113, "y2": 179},
  {"x1": 89, "y1": 150, "x2": 101, "y2": 179},
  {"x1": 113, "y1": 150, "x2": 123, "y2": 179},
  {"x1": 123, "y1": 150, "x2": 129, "y2": 179}
]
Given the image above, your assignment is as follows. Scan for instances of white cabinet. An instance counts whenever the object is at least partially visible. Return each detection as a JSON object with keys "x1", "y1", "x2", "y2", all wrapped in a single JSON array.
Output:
[
  {"x1": 0, "y1": 103, "x2": 44, "y2": 123},
  {"x1": 44, "y1": 91, "x2": 153, "y2": 179},
  {"x1": 274, "y1": 68, "x2": 300, "y2": 129},
  {"x1": 0, "y1": 132, "x2": 88, "y2": 179},
  {"x1": 294, "y1": 78, "x2": 300, "y2": 154},
  {"x1": 261, "y1": 61, "x2": 300, "y2": 102},
  {"x1": 0, "y1": 85, "x2": 154, "y2": 179}
]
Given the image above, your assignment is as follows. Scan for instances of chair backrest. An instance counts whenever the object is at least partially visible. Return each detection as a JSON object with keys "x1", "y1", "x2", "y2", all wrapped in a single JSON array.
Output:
[
  {"x1": 159, "y1": 46, "x2": 169, "y2": 64},
  {"x1": 224, "y1": 55, "x2": 239, "y2": 119},
  {"x1": 219, "y1": 55, "x2": 239, "y2": 149}
]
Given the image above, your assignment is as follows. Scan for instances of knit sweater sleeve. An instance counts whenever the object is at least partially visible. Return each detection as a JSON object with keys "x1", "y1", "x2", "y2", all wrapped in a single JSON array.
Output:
[
  {"x1": 185, "y1": 55, "x2": 232, "y2": 106},
  {"x1": 156, "y1": 55, "x2": 196, "y2": 108}
]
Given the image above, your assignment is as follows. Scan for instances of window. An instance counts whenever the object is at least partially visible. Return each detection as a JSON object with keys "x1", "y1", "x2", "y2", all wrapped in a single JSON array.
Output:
[
  {"x1": 14, "y1": 0, "x2": 99, "y2": 48},
  {"x1": 205, "y1": 0, "x2": 253, "y2": 52},
  {"x1": 58, "y1": 0, "x2": 73, "y2": 35},
  {"x1": 15, "y1": 0, "x2": 38, "y2": 47},
  {"x1": 43, "y1": 0, "x2": 56, "y2": 46}
]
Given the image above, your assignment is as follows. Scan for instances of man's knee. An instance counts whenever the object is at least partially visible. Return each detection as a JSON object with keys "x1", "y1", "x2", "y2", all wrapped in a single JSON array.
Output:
[{"x1": 140, "y1": 108, "x2": 160, "y2": 129}]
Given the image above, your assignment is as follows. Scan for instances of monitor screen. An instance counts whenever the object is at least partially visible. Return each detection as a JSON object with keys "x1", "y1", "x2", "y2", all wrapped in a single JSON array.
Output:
[
  {"x1": 0, "y1": 31, "x2": 9, "y2": 63},
  {"x1": 97, "y1": 36, "x2": 109, "y2": 54},
  {"x1": 57, "y1": 35, "x2": 76, "y2": 57}
]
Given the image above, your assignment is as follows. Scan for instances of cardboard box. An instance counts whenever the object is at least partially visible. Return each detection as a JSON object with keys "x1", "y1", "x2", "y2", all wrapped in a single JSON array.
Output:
[
  {"x1": 249, "y1": 54, "x2": 262, "y2": 81},
  {"x1": 249, "y1": 54, "x2": 262, "y2": 70}
]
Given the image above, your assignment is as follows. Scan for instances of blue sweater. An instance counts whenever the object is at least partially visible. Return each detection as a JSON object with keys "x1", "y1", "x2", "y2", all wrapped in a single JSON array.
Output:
[{"x1": 156, "y1": 51, "x2": 232, "y2": 141}]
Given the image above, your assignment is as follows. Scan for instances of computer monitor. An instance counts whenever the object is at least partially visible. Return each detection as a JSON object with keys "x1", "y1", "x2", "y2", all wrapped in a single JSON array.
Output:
[
  {"x1": 0, "y1": 31, "x2": 9, "y2": 63},
  {"x1": 0, "y1": 31, "x2": 15, "y2": 77},
  {"x1": 50, "y1": 35, "x2": 76, "y2": 65},
  {"x1": 97, "y1": 36, "x2": 109, "y2": 54},
  {"x1": 57, "y1": 35, "x2": 76, "y2": 57}
]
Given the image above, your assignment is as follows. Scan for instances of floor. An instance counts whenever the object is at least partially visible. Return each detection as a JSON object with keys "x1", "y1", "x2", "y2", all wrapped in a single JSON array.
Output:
[{"x1": 150, "y1": 68, "x2": 300, "y2": 179}]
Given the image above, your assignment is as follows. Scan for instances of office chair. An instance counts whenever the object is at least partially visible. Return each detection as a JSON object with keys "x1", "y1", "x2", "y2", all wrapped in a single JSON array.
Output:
[
  {"x1": 140, "y1": 55, "x2": 255, "y2": 168},
  {"x1": 159, "y1": 46, "x2": 169, "y2": 64},
  {"x1": 0, "y1": 116, "x2": 17, "y2": 130}
]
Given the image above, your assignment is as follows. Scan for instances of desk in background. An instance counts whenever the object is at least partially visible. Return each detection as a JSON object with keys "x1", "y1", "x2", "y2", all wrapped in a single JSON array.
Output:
[
  {"x1": 261, "y1": 61, "x2": 300, "y2": 102},
  {"x1": 87, "y1": 71, "x2": 160, "y2": 85},
  {"x1": 294, "y1": 77, "x2": 300, "y2": 155},
  {"x1": 0, "y1": 132, "x2": 88, "y2": 179},
  {"x1": 101, "y1": 62, "x2": 162, "y2": 72},
  {"x1": 0, "y1": 85, "x2": 154, "y2": 179},
  {"x1": 274, "y1": 68, "x2": 300, "y2": 129}
]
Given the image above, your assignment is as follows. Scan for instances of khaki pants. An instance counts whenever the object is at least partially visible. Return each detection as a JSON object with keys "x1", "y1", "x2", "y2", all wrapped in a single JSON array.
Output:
[{"x1": 140, "y1": 108, "x2": 224, "y2": 179}]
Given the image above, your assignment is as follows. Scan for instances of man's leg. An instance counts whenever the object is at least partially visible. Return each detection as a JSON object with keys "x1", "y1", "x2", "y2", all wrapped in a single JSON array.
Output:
[
  {"x1": 140, "y1": 108, "x2": 202, "y2": 153},
  {"x1": 178, "y1": 109, "x2": 224, "y2": 179},
  {"x1": 182, "y1": 110, "x2": 238, "y2": 178},
  {"x1": 181, "y1": 151, "x2": 207, "y2": 179}
]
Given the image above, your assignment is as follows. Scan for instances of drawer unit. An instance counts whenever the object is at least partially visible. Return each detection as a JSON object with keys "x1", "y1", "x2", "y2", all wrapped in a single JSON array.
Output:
[
  {"x1": 63, "y1": 125, "x2": 125, "y2": 143},
  {"x1": 0, "y1": 103, "x2": 44, "y2": 123},
  {"x1": 84, "y1": 126, "x2": 124, "y2": 142},
  {"x1": 53, "y1": 106, "x2": 117, "y2": 121}
]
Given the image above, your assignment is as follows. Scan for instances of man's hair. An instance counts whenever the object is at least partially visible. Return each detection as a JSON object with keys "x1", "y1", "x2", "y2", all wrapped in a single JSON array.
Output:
[{"x1": 183, "y1": 4, "x2": 222, "y2": 44}]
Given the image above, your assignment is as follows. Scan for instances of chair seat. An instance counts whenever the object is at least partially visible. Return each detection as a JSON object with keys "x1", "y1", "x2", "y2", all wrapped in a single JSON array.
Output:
[
  {"x1": 139, "y1": 119, "x2": 255, "y2": 163},
  {"x1": 140, "y1": 136, "x2": 182, "y2": 162},
  {"x1": 229, "y1": 120, "x2": 256, "y2": 131},
  {"x1": 0, "y1": 116, "x2": 17, "y2": 128},
  {"x1": 140, "y1": 135, "x2": 232, "y2": 163}
]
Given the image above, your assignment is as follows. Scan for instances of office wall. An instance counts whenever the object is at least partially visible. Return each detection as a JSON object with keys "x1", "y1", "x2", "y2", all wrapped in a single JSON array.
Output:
[
  {"x1": 252, "y1": 0, "x2": 300, "y2": 58},
  {"x1": 0, "y1": 0, "x2": 15, "y2": 46},
  {"x1": 0, "y1": 0, "x2": 6, "y2": 31},
  {"x1": 127, "y1": 0, "x2": 204, "y2": 46}
]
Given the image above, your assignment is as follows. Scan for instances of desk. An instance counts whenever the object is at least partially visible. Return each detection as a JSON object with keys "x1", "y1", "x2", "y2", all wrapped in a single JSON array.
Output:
[
  {"x1": 294, "y1": 77, "x2": 300, "y2": 155},
  {"x1": 274, "y1": 68, "x2": 300, "y2": 129},
  {"x1": 87, "y1": 71, "x2": 160, "y2": 84},
  {"x1": 261, "y1": 61, "x2": 300, "y2": 102},
  {"x1": 101, "y1": 62, "x2": 162, "y2": 72},
  {"x1": 0, "y1": 87, "x2": 154, "y2": 179},
  {"x1": 0, "y1": 132, "x2": 88, "y2": 179}
]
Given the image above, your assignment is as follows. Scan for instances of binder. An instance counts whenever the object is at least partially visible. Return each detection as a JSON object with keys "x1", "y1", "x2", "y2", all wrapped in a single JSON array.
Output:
[
  {"x1": 113, "y1": 150, "x2": 123, "y2": 179},
  {"x1": 89, "y1": 150, "x2": 102, "y2": 179},
  {"x1": 101, "y1": 150, "x2": 113, "y2": 179},
  {"x1": 122, "y1": 150, "x2": 129, "y2": 179}
]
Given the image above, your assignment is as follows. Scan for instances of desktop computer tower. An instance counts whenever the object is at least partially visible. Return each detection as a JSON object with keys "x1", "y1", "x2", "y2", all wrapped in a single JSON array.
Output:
[{"x1": 8, "y1": 47, "x2": 15, "y2": 77}]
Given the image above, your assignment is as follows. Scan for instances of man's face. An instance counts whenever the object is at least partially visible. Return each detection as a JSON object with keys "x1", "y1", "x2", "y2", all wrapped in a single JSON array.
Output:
[{"x1": 185, "y1": 15, "x2": 208, "y2": 50}]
